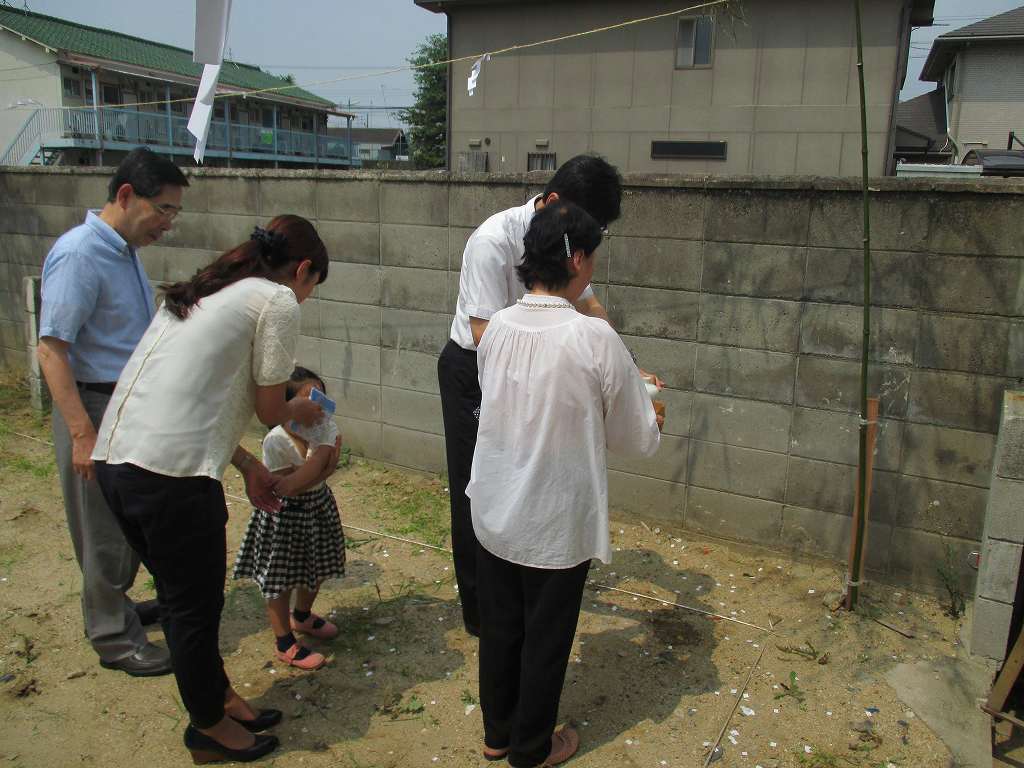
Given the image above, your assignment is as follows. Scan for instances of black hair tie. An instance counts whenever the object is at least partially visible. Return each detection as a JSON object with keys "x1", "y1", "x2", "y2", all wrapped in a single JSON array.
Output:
[{"x1": 250, "y1": 226, "x2": 288, "y2": 262}]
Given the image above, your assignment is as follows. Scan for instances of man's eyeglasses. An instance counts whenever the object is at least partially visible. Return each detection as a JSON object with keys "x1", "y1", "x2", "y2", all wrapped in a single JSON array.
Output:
[{"x1": 142, "y1": 198, "x2": 182, "y2": 221}]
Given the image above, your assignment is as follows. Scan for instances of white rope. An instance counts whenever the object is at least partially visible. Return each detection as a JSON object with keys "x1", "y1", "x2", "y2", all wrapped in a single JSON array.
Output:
[
  {"x1": 5, "y1": 444, "x2": 775, "y2": 633},
  {"x1": 227, "y1": 490, "x2": 776, "y2": 634},
  {"x1": 702, "y1": 639, "x2": 770, "y2": 767}
]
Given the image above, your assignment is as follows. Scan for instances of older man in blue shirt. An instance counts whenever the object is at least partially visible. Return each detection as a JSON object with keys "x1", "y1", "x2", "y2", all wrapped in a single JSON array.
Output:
[{"x1": 37, "y1": 147, "x2": 188, "y2": 677}]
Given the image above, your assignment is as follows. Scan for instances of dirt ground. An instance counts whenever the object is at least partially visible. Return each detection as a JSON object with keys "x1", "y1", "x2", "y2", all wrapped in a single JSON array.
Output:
[{"x1": 0, "y1": 374, "x2": 980, "y2": 768}]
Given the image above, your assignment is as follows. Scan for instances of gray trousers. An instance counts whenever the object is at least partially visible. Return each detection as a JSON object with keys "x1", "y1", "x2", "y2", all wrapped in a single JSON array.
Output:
[{"x1": 52, "y1": 388, "x2": 147, "y2": 662}]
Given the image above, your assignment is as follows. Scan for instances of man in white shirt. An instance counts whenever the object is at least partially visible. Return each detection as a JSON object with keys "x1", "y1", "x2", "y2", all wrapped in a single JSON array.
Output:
[{"x1": 438, "y1": 155, "x2": 658, "y2": 637}]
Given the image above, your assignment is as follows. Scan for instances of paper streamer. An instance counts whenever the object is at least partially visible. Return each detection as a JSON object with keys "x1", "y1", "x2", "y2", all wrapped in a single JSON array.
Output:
[
  {"x1": 187, "y1": 63, "x2": 221, "y2": 163},
  {"x1": 193, "y1": 0, "x2": 233, "y2": 64},
  {"x1": 468, "y1": 53, "x2": 491, "y2": 96}
]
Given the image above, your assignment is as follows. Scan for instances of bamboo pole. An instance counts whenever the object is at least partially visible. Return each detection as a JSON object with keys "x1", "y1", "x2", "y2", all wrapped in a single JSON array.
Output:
[
  {"x1": 847, "y1": 0, "x2": 873, "y2": 612},
  {"x1": 846, "y1": 397, "x2": 879, "y2": 611}
]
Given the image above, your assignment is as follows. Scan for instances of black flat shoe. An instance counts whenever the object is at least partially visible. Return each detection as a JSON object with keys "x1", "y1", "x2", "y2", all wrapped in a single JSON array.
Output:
[
  {"x1": 183, "y1": 724, "x2": 279, "y2": 764},
  {"x1": 231, "y1": 708, "x2": 283, "y2": 732}
]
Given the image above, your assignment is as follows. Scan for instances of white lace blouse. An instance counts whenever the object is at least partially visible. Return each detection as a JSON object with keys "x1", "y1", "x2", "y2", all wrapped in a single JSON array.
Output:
[
  {"x1": 93, "y1": 278, "x2": 299, "y2": 480},
  {"x1": 466, "y1": 294, "x2": 661, "y2": 568}
]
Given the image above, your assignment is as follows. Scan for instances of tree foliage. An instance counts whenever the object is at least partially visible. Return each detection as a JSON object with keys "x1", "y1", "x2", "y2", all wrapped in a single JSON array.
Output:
[{"x1": 399, "y1": 33, "x2": 447, "y2": 169}]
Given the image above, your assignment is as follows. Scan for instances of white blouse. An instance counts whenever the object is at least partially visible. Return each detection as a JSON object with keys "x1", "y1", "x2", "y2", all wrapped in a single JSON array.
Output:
[
  {"x1": 93, "y1": 277, "x2": 299, "y2": 480},
  {"x1": 261, "y1": 424, "x2": 338, "y2": 491},
  {"x1": 466, "y1": 294, "x2": 661, "y2": 568}
]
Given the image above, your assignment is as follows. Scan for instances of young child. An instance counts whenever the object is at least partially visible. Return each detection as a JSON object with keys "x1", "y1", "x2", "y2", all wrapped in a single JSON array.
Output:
[{"x1": 233, "y1": 366, "x2": 346, "y2": 670}]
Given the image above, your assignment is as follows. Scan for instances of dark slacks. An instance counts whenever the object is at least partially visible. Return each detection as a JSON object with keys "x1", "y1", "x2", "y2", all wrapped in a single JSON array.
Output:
[
  {"x1": 476, "y1": 543, "x2": 590, "y2": 768},
  {"x1": 95, "y1": 462, "x2": 230, "y2": 729},
  {"x1": 437, "y1": 339, "x2": 482, "y2": 636}
]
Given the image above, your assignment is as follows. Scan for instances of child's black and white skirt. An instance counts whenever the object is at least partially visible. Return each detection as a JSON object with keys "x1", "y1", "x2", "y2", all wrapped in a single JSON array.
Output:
[{"x1": 233, "y1": 485, "x2": 346, "y2": 599}]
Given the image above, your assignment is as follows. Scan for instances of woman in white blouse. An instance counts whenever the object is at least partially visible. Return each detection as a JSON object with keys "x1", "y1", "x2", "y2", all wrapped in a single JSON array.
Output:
[
  {"x1": 467, "y1": 202, "x2": 662, "y2": 767},
  {"x1": 92, "y1": 216, "x2": 328, "y2": 764}
]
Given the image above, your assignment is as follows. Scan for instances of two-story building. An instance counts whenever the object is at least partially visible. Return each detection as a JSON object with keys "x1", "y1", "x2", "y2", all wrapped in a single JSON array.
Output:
[
  {"x1": 416, "y1": 0, "x2": 934, "y2": 176},
  {"x1": 0, "y1": 7, "x2": 358, "y2": 168},
  {"x1": 920, "y1": 5, "x2": 1024, "y2": 162}
]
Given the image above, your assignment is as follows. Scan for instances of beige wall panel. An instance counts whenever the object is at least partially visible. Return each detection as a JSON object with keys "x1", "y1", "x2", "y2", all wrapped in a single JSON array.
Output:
[
  {"x1": 517, "y1": 52, "x2": 555, "y2": 109},
  {"x1": 671, "y1": 68, "x2": 715, "y2": 109},
  {"x1": 670, "y1": 104, "x2": 755, "y2": 134},
  {"x1": 751, "y1": 133, "x2": 799, "y2": 175},
  {"x1": 632, "y1": 22, "x2": 676, "y2": 108},
  {"x1": 591, "y1": 28, "x2": 634, "y2": 109},
  {"x1": 553, "y1": 108, "x2": 593, "y2": 133},
  {"x1": 552, "y1": 47, "x2": 594, "y2": 109},
  {"x1": 589, "y1": 132, "x2": 630, "y2": 169},
  {"x1": 710, "y1": 47, "x2": 758, "y2": 106},
  {"x1": 795, "y1": 133, "x2": 844, "y2": 175}
]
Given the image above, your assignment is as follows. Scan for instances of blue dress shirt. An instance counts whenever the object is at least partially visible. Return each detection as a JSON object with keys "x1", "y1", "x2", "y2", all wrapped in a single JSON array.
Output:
[{"x1": 39, "y1": 211, "x2": 155, "y2": 383}]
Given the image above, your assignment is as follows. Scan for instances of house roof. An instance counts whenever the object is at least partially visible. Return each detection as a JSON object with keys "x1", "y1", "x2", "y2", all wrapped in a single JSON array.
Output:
[
  {"x1": 921, "y1": 5, "x2": 1024, "y2": 81},
  {"x1": 325, "y1": 127, "x2": 406, "y2": 145},
  {"x1": 0, "y1": 6, "x2": 336, "y2": 109},
  {"x1": 414, "y1": 0, "x2": 935, "y2": 24},
  {"x1": 895, "y1": 88, "x2": 947, "y2": 146}
]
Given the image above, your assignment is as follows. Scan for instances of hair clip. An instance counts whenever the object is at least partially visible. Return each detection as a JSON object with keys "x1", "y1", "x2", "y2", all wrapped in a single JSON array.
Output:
[
  {"x1": 564, "y1": 232, "x2": 572, "y2": 260},
  {"x1": 251, "y1": 226, "x2": 288, "y2": 259}
]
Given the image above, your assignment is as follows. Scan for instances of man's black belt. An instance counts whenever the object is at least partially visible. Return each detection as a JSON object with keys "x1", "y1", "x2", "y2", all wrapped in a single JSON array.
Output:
[{"x1": 77, "y1": 381, "x2": 116, "y2": 395}]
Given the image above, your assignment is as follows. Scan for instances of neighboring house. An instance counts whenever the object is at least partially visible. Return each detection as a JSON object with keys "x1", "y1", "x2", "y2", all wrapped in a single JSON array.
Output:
[
  {"x1": 0, "y1": 7, "x2": 358, "y2": 167},
  {"x1": 415, "y1": 0, "x2": 934, "y2": 176},
  {"x1": 325, "y1": 127, "x2": 410, "y2": 162},
  {"x1": 893, "y1": 88, "x2": 954, "y2": 164},
  {"x1": 921, "y1": 5, "x2": 1024, "y2": 162}
]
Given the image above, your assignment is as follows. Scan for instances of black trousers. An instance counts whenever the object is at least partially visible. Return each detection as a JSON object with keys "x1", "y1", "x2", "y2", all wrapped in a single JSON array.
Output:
[
  {"x1": 476, "y1": 543, "x2": 590, "y2": 768},
  {"x1": 95, "y1": 462, "x2": 231, "y2": 729},
  {"x1": 437, "y1": 339, "x2": 482, "y2": 636}
]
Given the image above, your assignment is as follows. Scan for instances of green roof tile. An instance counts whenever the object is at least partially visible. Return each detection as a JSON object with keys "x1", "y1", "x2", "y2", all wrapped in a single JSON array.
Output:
[{"x1": 0, "y1": 7, "x2": 335, "y2": 108}]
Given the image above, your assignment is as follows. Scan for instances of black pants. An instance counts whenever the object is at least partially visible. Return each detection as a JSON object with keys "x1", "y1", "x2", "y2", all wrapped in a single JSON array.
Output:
[
  {"x1": 476, "y1": 543, "x2": 590, "y2": 768},
  {"x1": 437, "y1": 339, "x2": 482, "y2": 636},
  {"x1": 95, "y1": 462, "x2": 230, "y2": 729}
]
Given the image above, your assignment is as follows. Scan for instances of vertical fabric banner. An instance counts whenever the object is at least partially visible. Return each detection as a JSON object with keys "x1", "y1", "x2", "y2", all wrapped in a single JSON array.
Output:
[
  {"x1": 188, "y1": 63, "x2": 221, "y2": 163},
  {"x1": 194, "y1": 0, "x2": 233, "y2": 64}
]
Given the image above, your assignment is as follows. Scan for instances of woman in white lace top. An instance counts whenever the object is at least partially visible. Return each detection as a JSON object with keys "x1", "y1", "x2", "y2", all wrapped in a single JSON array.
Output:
[
  {"x1": 92, "y1": 216, "x2": 330, "y2": 764},
  {"x1": 468, "y1": 202, "x2": 662, "y2": 768}
]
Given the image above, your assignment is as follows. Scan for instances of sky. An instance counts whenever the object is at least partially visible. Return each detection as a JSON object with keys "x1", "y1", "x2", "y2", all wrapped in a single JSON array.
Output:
[{"x1": 20, "y1": 0, "x2": 1024, "y2": 122}]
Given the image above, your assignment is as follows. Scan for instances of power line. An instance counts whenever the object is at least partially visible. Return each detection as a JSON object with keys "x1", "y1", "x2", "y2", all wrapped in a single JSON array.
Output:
[{"x1": 10, "y1": 0, "x2": 731, "y2": 112}]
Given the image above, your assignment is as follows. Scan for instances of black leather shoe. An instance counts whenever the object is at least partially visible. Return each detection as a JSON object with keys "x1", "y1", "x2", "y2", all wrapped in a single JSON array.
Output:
[
  {"x1": 134, "y1": 599, "x2": 162, "y2": 626},
  {"x1": 99, "y1": 643, "x2": 172, "y2": 677},
  {"x1": 184, "y1": 724, "x2": 279, "y2": 764},
  {"x1": 231, "y1": 708, "x2": 283, "y2": 732}
]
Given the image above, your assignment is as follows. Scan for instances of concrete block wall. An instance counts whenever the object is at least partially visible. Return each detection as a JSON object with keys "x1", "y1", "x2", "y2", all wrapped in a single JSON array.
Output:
[
  {"x1": 2, "y1": 166, "x2": 1022, "y2": 597},
  {"x1": 971, "y1": 390, "x2": 1024, "y2": 661}
]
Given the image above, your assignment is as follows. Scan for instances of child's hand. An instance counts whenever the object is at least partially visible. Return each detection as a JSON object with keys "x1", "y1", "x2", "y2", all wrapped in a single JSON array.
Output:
[{"x1": 289, "y1": 396, "x2": 323, "y2": 427}]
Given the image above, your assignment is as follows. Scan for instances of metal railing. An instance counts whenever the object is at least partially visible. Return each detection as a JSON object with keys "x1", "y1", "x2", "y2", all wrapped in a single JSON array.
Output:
[{"x1": 1, "y1": 107, "x2": 358, "y2": 166}]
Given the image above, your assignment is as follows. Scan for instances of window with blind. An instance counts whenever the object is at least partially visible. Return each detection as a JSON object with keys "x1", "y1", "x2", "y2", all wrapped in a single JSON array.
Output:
[
  {"x1": 527, "y1": 152, "x2": 557, "y2": 171},
  {"x1": 676, "y1": 15, "x2": 715, "y2": 69}
]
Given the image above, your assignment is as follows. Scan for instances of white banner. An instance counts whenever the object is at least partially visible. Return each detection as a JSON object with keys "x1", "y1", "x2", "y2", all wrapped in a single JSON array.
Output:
[
  {"x1": 194, "y1": 0, "x2": 232, "y2": 64},
  {"x1": 187, "y1": 63, "x2": 222, "y2": 163}
]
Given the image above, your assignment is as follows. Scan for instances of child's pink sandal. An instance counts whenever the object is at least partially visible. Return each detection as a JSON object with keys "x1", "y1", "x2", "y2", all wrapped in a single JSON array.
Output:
[
  {"x1": 291, "y1": 613, "x2": 339, "y2": 640},
  {"x1": 276, "y1": 643, "x2": 325, "y2": 670}
]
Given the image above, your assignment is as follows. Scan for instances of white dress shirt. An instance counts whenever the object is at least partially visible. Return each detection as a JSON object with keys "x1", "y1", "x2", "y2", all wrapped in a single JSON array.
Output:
[
  {"x1": 93, "y1": 277, "x2": 299, "y2": 480},
  {"x1": 450, "y1": 197, "x2": 595, "y2": 350},
  {"x1": 467, "y1": 295, "x2": 661, "y2": 568}
]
